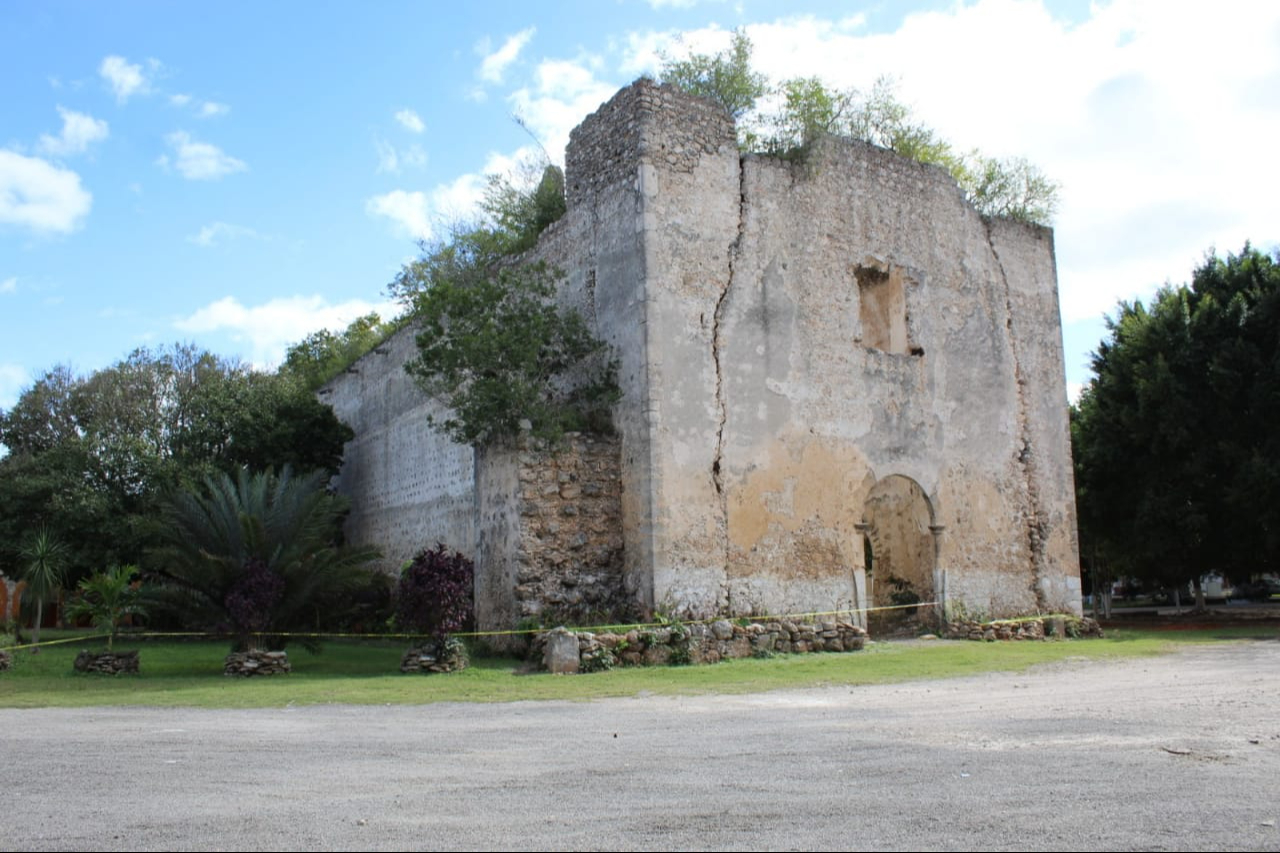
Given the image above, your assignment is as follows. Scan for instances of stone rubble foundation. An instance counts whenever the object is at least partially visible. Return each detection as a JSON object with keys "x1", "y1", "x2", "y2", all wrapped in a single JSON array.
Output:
[
  {"x1": 400, "y1": 639, "x2": 469, "y2": 674},
  {"x1": 73, "y1": 649, "x2": 140, "y2": 675},
  {"x1": 945, "y1": 615, "x2": 1103, "y2": 641},
  {"x1": 534, "y1": 619, "x2": 869, "y2": 674},
  {"x1": 224, "y1": 650, "x2": 291, "y2": 677}
]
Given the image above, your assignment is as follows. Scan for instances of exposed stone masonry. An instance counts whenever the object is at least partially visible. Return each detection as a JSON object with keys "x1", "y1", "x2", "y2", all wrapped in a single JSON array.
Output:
[
  {"x1": 513, "y1": 432, "x2": 630, "y2": 623},
  {"x1": 566, "y1": 80, "x2": 736, "y2": 208},
  {"x1": 945, "y1": 615, "x2": 1103, "y2": 641},
  {"x1": 224, "y1": 650, "x2": 291, "y2": 677},
  {"x1": 73, "y1": 650, "x2": 139, "y2": 675},
  {"x1": 534, "y1": 618, "x2": 868, "y2": 673}
]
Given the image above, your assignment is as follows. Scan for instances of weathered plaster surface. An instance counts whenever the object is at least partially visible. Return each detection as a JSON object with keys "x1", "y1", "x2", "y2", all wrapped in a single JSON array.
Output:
[{"x1": 324, "y1": 79, "x2": 1082, "y2": 629}]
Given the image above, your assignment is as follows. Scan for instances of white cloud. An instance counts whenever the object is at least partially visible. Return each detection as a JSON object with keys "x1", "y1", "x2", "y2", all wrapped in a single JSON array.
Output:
[
  {"x1": 172, "y1": 93, "x2": 230, "y2": 118},
  {"x1": 187, "y1": 221, "x2": 260, "y2": 247},
  {"x1": 173, "y1": 295, "x2": 399, "y2": 367},
  {"x1": 375, "y1": 140, "x2": 399, "y2": 174},
  {"x1": 509, "y1": 57, "x2": 618, "y2": 161},
  {"x1": 365, "y1": 190, "x2": 433, "y2": 240},
  {"x1": 395, "y1": 108, "x2": 425, "y2": 133},
  {"x1": 619, "y1": 2, "x2": 1280, "y2": 326},
  {"x1": 375, "y1": 138, "x2": 427, "y2": 174},
  {"x1": 99, "y1": 55, "x2": 150, "y2": 102},
  {"x1": 0, "y1": 277, "x2": 15, "y2": 294},
  {"x1": 0, "y1": 363, "x2": 29, "y2": 410},
  {"x1": 157, "y1": 131, "x2": 246, "y2": 180},
  {"x1": 37, "y1": 106, "x2": 109, "y2": 157},
  {"x1": 0, "y1": 150, "x2": 92, "y2": 234},
  {"x1": 478, "y1": 27, "x2": 536, "y2": 84},
  {"x1": 365, "y1": 171, "x2": 493, "y2": 241}
]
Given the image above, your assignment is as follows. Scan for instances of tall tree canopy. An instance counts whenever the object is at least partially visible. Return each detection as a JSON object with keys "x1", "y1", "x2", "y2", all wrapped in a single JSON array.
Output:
[
  {"x1": 0, "y1": 344, "x2": 353, "y2": 584},
  {"x1": 1072, "y1": 245, "x2": 1280, "y2": 593}
]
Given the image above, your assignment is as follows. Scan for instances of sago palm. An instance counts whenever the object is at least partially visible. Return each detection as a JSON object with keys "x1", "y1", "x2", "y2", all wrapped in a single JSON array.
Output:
[{"x1": 148, "y1": 466, "x2": 380, "y2": 650}]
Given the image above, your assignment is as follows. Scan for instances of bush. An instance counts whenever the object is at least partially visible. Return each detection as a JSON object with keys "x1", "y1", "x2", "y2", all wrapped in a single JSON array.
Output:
[{"x1": 396, "y1": 545, "x2": 475, "y2": 640}]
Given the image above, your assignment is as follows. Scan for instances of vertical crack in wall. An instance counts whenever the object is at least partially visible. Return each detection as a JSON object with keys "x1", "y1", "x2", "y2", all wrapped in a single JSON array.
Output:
[
  {"x1": 985, "y1": 220, "x2": 1049, "y2": 612},
  {"x1": 711, "y1": 155, "x2": 747, "y2": 612}
]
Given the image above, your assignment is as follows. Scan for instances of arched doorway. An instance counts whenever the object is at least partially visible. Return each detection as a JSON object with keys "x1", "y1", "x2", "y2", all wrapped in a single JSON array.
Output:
[{"x1": 861, "y1": 475, "x2": 935, "y2": 632}]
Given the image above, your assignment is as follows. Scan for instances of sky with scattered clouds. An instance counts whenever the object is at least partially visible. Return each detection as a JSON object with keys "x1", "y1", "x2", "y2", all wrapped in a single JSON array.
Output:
[{"x1": 2, "y1": 0, "x2": 1278, "y2": 412}]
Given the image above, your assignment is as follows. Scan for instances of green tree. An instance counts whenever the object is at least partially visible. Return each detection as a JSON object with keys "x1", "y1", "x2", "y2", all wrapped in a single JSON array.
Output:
[
  {"x1": 658, "y1": 28, "x2": 767, "y2": 120},
  {"x1": 19, "y1": 527, "x2": 67, "y2": 651},
  {"x1": 281, "y1": 313, "x2": 401, "y2": 392},
  {"x1": 65, "y1": 564, "x2": 144, "y2": 651},
  {"x1": 0, "y1": 345, "x2": 354, "y2": 584},
  {"x1": 147, "y1": 467, "x2": 380, "y2": 650},
  {"x1": 1073, "y1": 245, "x2": 1280, "y2": 601},
  {"x1": 402, "y1": 260, "x2": 619, "y2": 445}
]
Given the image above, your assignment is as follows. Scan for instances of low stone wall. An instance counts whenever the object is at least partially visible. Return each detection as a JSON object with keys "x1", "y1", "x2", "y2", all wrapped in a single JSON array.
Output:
[
  {"x1": 73, "y1": 650, "x2": 139, "y2": 675},
  {"x1": 535, "y1": 619, "x2": 869, "y2": 673},
  {"x1": 400, "y1": 639, "x2": 468, "y2": 674},
  {"x1": 224, "y1": 650, "x2": 291, "y2": 676},
  {"x1": 946, "y1": 615, "x2": 1103, "y2": 641}
]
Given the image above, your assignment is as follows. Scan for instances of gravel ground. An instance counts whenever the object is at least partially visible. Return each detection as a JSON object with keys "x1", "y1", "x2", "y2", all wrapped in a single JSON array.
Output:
[{"x1": 2, "y1": 640, "x2": 1278, "y2": 851}]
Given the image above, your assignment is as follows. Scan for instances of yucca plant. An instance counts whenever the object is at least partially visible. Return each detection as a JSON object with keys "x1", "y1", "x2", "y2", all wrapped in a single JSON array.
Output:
[
  {"x1": 148, "y1": 466, "x2": 380, "y2": 651},
  {"x1": 65, "y1": 564, "x2": 144, "y2": 651},
  {"x1": 19, "y1": 527, "x2": 68, "y2": 653}
]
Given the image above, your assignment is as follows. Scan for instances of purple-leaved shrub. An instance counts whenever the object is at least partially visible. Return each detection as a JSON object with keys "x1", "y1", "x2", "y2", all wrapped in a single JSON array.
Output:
[{"x1": 396, "y1": 545, "x2": 474, "y2": 640}]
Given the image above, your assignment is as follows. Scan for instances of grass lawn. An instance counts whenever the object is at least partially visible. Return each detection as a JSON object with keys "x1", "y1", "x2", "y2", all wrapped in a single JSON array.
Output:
[{"x1": 0, "y1": 626, "x2": 1274, "y2": 710}]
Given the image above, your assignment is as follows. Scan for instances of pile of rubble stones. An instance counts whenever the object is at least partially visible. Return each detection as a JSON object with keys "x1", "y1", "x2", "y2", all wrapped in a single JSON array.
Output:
[
  {"x1": 223, "y1": 650, "x2": 291, "y2": 677},
  {"x1": 535, "y1": 618, "x2": 869, "y2": 674},
  {"x1": 73, "y1": 649, "x2": 140, "y2": 675}
]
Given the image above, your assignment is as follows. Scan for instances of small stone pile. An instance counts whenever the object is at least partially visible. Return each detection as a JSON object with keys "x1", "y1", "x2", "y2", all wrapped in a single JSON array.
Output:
[
  {"x1": 535, "y1": 619, "x2": 869, "y2": 673},
  {"x1": 400, "y1": 639, "x2": 468, "y2": 674},
  {"x1": 224, "y1": 650, "x2": 291, "y2": 677},
  {"x1": 946, "y1": 615, "x2": 1104, "y2": 641},
  {"x1": 73, "y1": 650, "x2": 140, "y2": 675}
]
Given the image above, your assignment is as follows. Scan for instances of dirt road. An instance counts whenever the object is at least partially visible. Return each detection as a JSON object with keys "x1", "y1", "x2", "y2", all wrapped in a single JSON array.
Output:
[{"x1": 3, "y1": 640, "x2": 1278, "y2": 851}]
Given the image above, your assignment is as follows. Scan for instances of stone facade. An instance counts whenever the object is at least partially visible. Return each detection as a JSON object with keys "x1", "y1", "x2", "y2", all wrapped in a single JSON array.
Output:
[{"x1": 324, "y1": 79, "x2": 1082, "y2": 632}]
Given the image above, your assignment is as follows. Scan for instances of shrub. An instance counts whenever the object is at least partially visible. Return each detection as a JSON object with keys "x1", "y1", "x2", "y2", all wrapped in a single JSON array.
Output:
[
  {"x1": 65, "y1": 564, "x2": 145, "y2": 651},
  {"x1": 395, "y1": 545, "x2": 475, "y2": 641}
]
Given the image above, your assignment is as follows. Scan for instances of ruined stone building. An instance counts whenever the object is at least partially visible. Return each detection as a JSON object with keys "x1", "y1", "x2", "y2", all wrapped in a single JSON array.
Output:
[{"x1": 324, "y1": 79, "x2": 1083, "y2": 633}]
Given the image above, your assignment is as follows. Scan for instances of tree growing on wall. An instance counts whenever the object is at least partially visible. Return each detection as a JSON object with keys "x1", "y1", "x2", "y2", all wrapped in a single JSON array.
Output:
[
  {"x1": 658, "y1": 33, "x2": 1058, "y2": 225},
  {"x1": 658, "y1": 28, "x2": 768, "y2": 121},
  {"x1": 402, "y1": 260, "x2": 619, "y2": 446},
  {"x1": 1072, "y1": 245, "x2": 1280, "y2": 603},
  {"x1": 389, "y1": 152, "x2": 617, "y2": 447}
]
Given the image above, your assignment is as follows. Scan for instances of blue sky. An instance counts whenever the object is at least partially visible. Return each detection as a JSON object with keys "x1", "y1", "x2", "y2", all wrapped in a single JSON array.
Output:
[{"x1": 3, "y1": 0, "x2": 1278, "y2": 411}]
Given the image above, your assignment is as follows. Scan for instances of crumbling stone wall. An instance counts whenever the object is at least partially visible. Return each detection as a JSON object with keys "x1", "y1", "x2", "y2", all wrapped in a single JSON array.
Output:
[
  {"x1": 326, "y1": 78, "x2": 1083, "y2": 632},
  {"x1": 475, "y1": 433, "x2": 629, "y2": 635}
]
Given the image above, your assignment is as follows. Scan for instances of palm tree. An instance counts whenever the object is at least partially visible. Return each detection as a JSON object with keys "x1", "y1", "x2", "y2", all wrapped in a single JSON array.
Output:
[
  {"x1": 65, "y1": 564, "x2": 144, "y2": 651},
  {"x1": 20, "y1": 527, "x2": 68, "y2": 653},
  {"x1": 148, "y1": 466, "x2": 379, "y2": 651}
]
